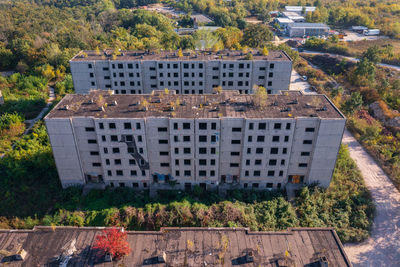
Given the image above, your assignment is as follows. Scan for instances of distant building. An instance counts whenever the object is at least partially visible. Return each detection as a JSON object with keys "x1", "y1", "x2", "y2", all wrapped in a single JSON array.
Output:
[
  {"x1": 285, "y1": 6, "x2": 316, "y2": 14},
  {"x1": 0, "y1": 226, "x2": 352, "y2": 266},
  {"x1": 287, "y1": 23, "x2": 330, "y2": 37},
  {"x1": 275, "y1": 17, "x2": 294, "y2": 29},
  {"x1": 45, "y1": 90, "x2": 345, "y2": 190},
  {"x1": 282, "y1": 11, "x2": 305, "y2": 23},
  {"x1": 70, "y1": 49, "x2": 293, "y2": 95}
]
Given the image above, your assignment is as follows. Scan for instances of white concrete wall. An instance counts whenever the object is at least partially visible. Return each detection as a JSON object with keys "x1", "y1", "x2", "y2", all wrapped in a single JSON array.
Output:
[{"x1": 45, "y1": 118, "x2": 85, "y2": 187}]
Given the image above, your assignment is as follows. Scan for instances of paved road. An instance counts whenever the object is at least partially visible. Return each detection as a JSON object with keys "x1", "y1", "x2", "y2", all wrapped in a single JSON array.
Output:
[
  {"x1": 301, "y1": 50, "x2": 400, "y2": 72},
  {"x1": 289, "y1": 70, "x2": 315, "y2": 94},
  {"x1": 342, "y1": 130, "x2": 400, "y2": 266}
]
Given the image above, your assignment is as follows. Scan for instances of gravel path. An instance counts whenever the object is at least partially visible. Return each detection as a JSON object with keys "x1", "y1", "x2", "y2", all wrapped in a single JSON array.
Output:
[{"x1": 342, "y1": 129, "x2": 400, "y2": 266}]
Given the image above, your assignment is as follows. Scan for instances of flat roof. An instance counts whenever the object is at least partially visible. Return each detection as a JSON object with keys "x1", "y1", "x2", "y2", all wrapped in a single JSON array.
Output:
[
  {"x1": 276, "y1": 18, "x2": 294, "y2": 23},
  {"x1": 0, "y1": 226, "x2": 352, "y2": 266},
  {"x1": 46, "y1": 90, "x2": 344, "y2": 120},
  {"x1": 70, "y1": 49, "x2": 292, "y2": 62},
  {"x1": 288, "y1": 23, "x2": 330, "y2": 29},
  {"x1": 285, "y1": 6, "x2": 316, "y2": 12}
]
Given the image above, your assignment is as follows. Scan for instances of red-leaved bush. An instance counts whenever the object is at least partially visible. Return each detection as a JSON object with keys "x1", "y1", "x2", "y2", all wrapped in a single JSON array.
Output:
[{"x1": 93, "y1": 228, "x2": 131, "y2": 259}]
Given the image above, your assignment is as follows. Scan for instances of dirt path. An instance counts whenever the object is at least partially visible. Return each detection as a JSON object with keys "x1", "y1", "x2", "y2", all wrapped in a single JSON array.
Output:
[{"x1": 342, "y1": 129, "x2": 400, "y2": 266}]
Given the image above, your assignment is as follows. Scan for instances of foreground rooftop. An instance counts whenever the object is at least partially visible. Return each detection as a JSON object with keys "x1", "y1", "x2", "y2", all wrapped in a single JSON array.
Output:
[
  {"x1": 46, "y1": 90, "x2": 344, "y2": 120},
  {"x1": 0, "y1": 226, "x2": 351, "y2": 266},
  {"x1": 70, "y1": 49, "x2": 292, "y2": 62}
]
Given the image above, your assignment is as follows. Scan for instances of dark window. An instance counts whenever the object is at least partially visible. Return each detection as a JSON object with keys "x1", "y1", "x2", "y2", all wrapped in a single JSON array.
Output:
[
  {"x1": 110, "y1": 135, "x2": 118, "y2": 142},
  {"x1": 299, "y1": 163, "x2": 308, "y2": 167},
  {"x1": 183, "y1": 136, "x2": 190, "y2": 142},
  {"x1": 199, "y1": 159, "x2": 207, "y2": 165},
  {"x1": 199, "y1": 147, "x2": 207, "y2": 154},
  {"x1": 184, "y1": 170, "x2": 191, "y2": 176},
  {"x1": 256, "y1": 148, "x2": 263, "y2": 154},
  {"x1": 269, "y1": 159, "x2": 277, "y2": 166},
  {"x1": 106, "y1": 159, "x2": 110, "y2": 165},
  {"x1": 257, "y1": 136, "x2": 265, "y2": 142},
  {"x1": 124, "y1": 122, "x2": 131, "y2": 129},
  {"x1": 305, "y1": 127, "x2": 315, "y2": 132},
  {"x1": 303, "y1": 140, "x2": 313, "y2": 145},
  {"x1": 255, "y1": 159, "x2": 262, "y2": 165},
  {"x1": 99, "y1": 123, "x2": 104, "y2": 129},
  {"x1": 286, "y1": 123, "x2": 291, "y2": 130},
  {"x1": 211, "y1": 123, "x2": 217, "y2": 130},
  {"x1": 267, "y1": 170, "x2": 275, "y2": 176},
  {"x1": 131, "y1": 171, "x2": 137, "y2": 176},
  {"x1": 270, "y1": 63, "x2": 275, "y2": 69},
  {"x1": 90, "y1": 151, "x2": 99, "y2": 155},
  {"x1": 269, "y1": 72, "x2": 273, "y2": 78},
  {"x1": 118, "y1": 64, "x2": 123, "y2": 69},
  {"x1": 158, "y1": 127, "x2": 168, "y2": 132},
  {"x1": 231, "y1": 152, "x2": 240, "y2": 156},
  {"x1": 104, "y1": 147, "x2": 108, "y2": 154},
  {"x1": 129, "y1": 159, "x2": 136, "y2": 165},
  {"x1": 174, "y1": 148, "x2": 179, "y2": 154},
  {"x1": 247, "y1": 148, "x2": 251, "y2": 154},
  {"x1": 248, "y1": 136, "x2": 253, "y2": 142},
  {"x1": 210, "y1": 159, "x2": 216, "y2": 165},
  {"x1": 126, "y1": 135, "x2": 133, "y2": 141},
  {"x1": 108, "y1": 170, "x2": 112, "y2": 176},
  {"x1": 254, "y1": 171, "x2": 261, "y2": 176},
  {"x1": 183, "y1": 123, "x2": 190, "y2": 129},
  {"x1": 245, "y1": 171, "x2": 249, "y2": 176},
  {"x1": 88, "y1": 64, "x2": 92, "y2": 69},
  {"x1": 184, "y1": 147, "x2": 191, "y2": 154},
  {"x1": 158, "y1": 139, "x2": 168, "y2": 144},
  {"x1": 175, "y1": 170, "x2": 180, "y2": 176},
  {"x1": 301, "y1": 152, "x2": 311, "y2": 156},
  {"x1": 249, "y1": 123, "x2": 254, "y2": 130},
  {"x1": 258, "y1": 123, "x2": 266, "y2": 130},
  {"x1": 268, "y1": 81, "x2": 272, "y2": 86},
  {"x1": 210, "y1": 170, "x2": 215, "y2": 176},
  {"x1": 184, "y1": 159, "x2": 191, "y2": 166},
  {"x1": 136, "y1": 123, "x2": 141, "y2": 129},
  {"x1": 272, "y1": 136, "x2": 280, "y2": 142},
  {"x1": 85, "y1": 127, "x2": 95, "y2": 132},
  {"x1": 270, "y1": 147, "x2": 278, "y2": 154},
  {"x1": 199, "y1": 135, "x2": 207, "y2": 142},
  {"x1": 281, "y1": 159, "x2": 285, "y2": 165},
  {"x1": 199, "y1": 170, "x2": 206, "y2": 176},
  {"x1": 283, "y1": 148, "x2": 287, "y2": 154},
  {"x1": 116, "y1": 170, "x2": 123, "y2": 176},
  {"x1": 246, "y1": 159, "x2": 250, "y2": 165},
  {"x1": 211, "y1": 147, "x2": 216, "y2": 154},
  {"x1": 232, "y1": 127, "x2": 242, "y2": 132},
  {"x1": 284, "y1": 136, "x2": 289, "y2": 142},
  {"x1": 199, "y1": 123, "x2": 207, "y2": 130},
  {"x1": 274, "y1": 123, "x2": 281, "y2": 129},
  {"x1": 173, "y1": 123, "x2": 178, "y2": 130},
  {"x1": 88, "y1": 139, "x2": 97, "y2": 144},
  {"x1": 92, "y1": 162, "x2": 101, "y2": 167},
  {"x1": 109, "y1": 123, "x2": 116, "y2": 129},
  {"x1": 114, "y1": 159, "x2": 121, "y2": 165},
  {"x1": 160, "y1": 151, "x2": 169, "y2": 156},
  {"x1": 175, "y1": 159, "x2": 179, "y2": 166},
  {"x1": 160, "y1": 163, "x2": 169, "y2": 167},
  {"x1": 230, "y1": 163, "x2": 239, "y2": 167},
  {"x1": 231, "y1": 140, "x2": 241, "y2": 144},
  {"x1": 112, "y1": 147, "x2": 120, "y2": 153}
]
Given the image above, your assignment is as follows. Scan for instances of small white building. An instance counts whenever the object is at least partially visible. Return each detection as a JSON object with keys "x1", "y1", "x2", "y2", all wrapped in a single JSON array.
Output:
[
  {"x1": 285, "y1": 6, "x2": 316, "y2": 14},
  {"x1": 275, "y1": 18, "x2": 294, "y2": 29},
  {"x1": 282, "y1": 12, "x2": 305, "y2": 23}
]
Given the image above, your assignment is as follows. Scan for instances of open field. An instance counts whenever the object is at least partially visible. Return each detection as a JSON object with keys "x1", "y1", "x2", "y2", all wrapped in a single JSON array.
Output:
[{"x1": 346, "y1": 39, "x2": 400, "y2": 56}]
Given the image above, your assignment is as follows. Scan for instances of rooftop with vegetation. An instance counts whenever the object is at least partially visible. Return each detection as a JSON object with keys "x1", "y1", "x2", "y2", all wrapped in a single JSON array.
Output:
[
  {"x1": 71, "y1": 49, "x2": 292, "y2": 61},
  {"x1": 46, "y1": 90, "x2": 344, "y2": 119}
]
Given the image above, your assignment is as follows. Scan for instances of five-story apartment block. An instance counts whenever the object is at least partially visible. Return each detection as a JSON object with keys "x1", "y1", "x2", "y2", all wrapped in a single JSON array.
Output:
[
  {"x1": 70, "y1": 49, "x2": 292, "y2": 95},
  {"x1": 45, "y1": 90, "x2": 345, "y2": 191}
]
